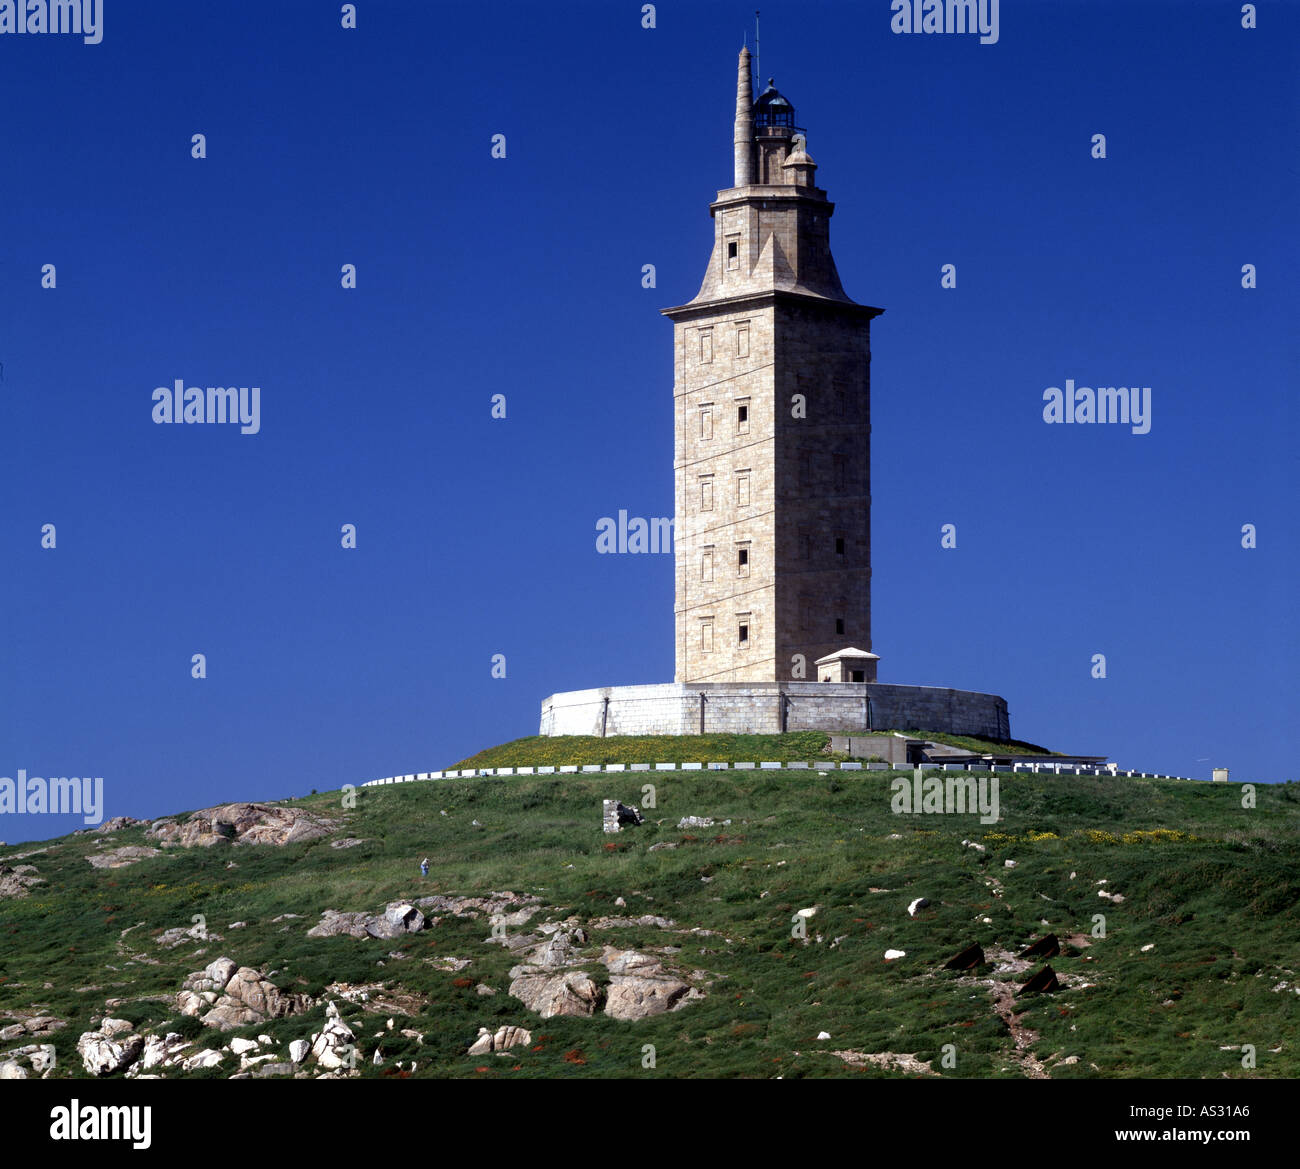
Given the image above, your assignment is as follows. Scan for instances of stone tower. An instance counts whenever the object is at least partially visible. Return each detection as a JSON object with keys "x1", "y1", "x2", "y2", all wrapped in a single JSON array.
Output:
[{"x1": 663, "y1": 48, "x2": 883, "y2": 685}]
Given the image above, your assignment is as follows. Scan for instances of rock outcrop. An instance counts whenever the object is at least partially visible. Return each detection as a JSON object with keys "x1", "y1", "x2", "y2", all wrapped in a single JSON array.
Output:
[
  {"x1": 415, "y1": 891, "x2": 541, "y2": 923},
  {"x1": 77, "y1": 1025, "x2": 144, "y2": 1076},
  {"x1": 176, "y1": 956, "x2": 314, "y2": 1030},
  {"x1": 307, "y1": 901, "x2": 427, "y2": 940},
  {"x1": 308, "y1": 892, "x2": 541, "y2": 941},
  {"x1": 588, "y1": 914, "x2": 677, "y2": 931},
  {"x1": 467, "y1": 1024, "x2": 532, "y2": 1055},
  {"x1": 86, "y1": 845, "x2": 161, "y2": 869},
  {"x1": 677, "y1": 816, "x2": 716, "y2": 829},
  {"x1": 147, "y1": 803, "x2": 337, "y2": 848},
  {"x1": 0, "y1": 864, "x2": 43, "y2": 899},
  {"x1": 0, "y1": 1015, "x2": 65, "y2": 1041},
  {"x1": 601, "y1": 947, "x2": 698, "y2": 1020},
  {"x1": 831, "y1": 1050, "x2": 937, "y2": 1076},
  {"x1": 509, "y1": 968, "x2": 604, "y2": 1019},
  {"x1": 130, "y1": 1033, "x2": 193, "y2": 1074},
  {"x1": 0, "y1": 1043, "x2": 57, "y2": 1079},
  {"x1": 155, "y1": 922, "x2": 221, "y2": 948},
  {"x1": 308, "y1": 1000, "x2": 357, "y2": 1071},
  {"x1": 93, "y1": 816, "x2": 147, "y2": 834},
  {"x1": 503, "y1": 924, "x2": 705, "y2": 1022}
]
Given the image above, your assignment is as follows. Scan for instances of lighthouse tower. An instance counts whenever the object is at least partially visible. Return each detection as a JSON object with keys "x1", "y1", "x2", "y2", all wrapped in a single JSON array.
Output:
[{"x1": 663, "y1": 48, "x2": 883, "y2": 685}]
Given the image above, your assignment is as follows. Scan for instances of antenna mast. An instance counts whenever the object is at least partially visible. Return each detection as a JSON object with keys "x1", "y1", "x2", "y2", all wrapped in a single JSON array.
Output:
[{"x1": 755, "y1": 10, "x2": 761, "y2": 93}]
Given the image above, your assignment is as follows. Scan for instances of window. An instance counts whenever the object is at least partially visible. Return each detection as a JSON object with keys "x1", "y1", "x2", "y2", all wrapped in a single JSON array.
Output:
[
  {"x1": 738, "y1": 623, "x2": 749, "y2": 644},
  {"x1": 851, "y1": 670, "x2": 865, "y2": 683},
  {"x1": 835, "y1": 618, "x2": 845, "y2": 635},
  {"x1": 737, "y1": 400, "x2": 750, "y2": 434},
  {"x1": 701, "y1": 546, "x2": 714, "y2": 582},
  {"x1": 833, "y1": 453, "x2": 846, "y2": 491},
  {"x1": 699, "y1": 329, "x2": 713, "y2": 364},
  {"x1": 736, "y1": 471, "x2": 751, "y2": 507},
  {"x1": 700, "y1": 477, "x2": 713, "y2": 511},
  {"x1": 835, "y1": 536, "x2": 846, "y2": 555},
  {"x1": 836, "y1": 390, "x2": 846, "y2": 417},
  {"x1": 737, "y1": 544, "x2": 750, "y2": 577},
  {"x1": 700, "y1": 405, "x2": 713, "y2": 440},
  {"x1": 738, "y1": 611, "x2": 752, "y2": 647},
  {"x1": 701, "y1": 619, "x2": 714, "y2": 653},
  {"x1": 726, "y1": 237, "x2": 740, "y2": 271},
  {"x1": 737, "y1": 325, "x2": 750, "y2": 357}
]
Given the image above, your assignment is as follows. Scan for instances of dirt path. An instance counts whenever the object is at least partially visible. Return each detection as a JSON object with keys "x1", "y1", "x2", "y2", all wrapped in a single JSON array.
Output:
[{"x1": 973, "y1": 945, "x2": 1049, "y2": 1079}]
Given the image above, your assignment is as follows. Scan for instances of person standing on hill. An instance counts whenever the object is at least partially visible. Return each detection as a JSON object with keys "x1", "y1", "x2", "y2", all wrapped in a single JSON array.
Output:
[{"x1": 420, "y1": 857, "x2": 429, "y2": 877}]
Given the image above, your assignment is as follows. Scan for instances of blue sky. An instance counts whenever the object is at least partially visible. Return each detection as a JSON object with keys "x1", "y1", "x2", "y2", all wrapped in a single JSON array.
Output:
[{"x1": 1, "y1": 0, "x2": 1295, "y2": 842}]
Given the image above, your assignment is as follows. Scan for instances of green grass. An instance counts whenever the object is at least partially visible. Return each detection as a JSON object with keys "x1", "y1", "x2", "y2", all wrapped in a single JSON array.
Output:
[
  {"x1": 446, "y1": 732, "x2": 845, "y2": 770},
  {"x1": 1, "y1": 763, "x2": 1297, "y2": 1079},
  {"x1": 445, "y1": 730, "x2": 1055, "y2": 772}
]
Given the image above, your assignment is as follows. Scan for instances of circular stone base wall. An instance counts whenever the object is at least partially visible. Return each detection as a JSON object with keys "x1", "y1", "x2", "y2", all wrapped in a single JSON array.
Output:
[{"x1": 539, "y1": 681, "x2": 1010, "y2": 741}]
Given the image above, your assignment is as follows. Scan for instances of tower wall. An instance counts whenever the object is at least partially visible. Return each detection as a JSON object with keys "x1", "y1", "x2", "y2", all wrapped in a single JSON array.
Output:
[
  {"x1": 773, "y1": 300, "x2": 872, "y2": 679},
  {"x1": 672, "y1": 301, "x2": 777, "y2": 682}
]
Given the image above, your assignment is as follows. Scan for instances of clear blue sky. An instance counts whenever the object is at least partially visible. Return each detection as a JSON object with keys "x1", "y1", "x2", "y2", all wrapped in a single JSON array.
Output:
[{"x1": 1, "y1": 0, "x2": 1295, "y2": 842}]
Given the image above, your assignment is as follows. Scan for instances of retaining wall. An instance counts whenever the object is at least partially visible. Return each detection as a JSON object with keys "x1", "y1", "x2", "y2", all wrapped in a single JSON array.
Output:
[{"x1": 537, "y1": 681, "x2": 1010, "y2": 740}]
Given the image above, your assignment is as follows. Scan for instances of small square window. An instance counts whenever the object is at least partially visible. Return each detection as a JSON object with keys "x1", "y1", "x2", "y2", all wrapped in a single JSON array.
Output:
[{"x1": 851, "y1": 669, "x2": 865, "y2": 683}]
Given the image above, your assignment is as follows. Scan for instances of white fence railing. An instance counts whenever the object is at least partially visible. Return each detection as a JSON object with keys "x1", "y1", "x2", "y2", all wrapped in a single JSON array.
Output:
[{"x1": 360, "y1": 761, "x2": 1197, "y2": 786}]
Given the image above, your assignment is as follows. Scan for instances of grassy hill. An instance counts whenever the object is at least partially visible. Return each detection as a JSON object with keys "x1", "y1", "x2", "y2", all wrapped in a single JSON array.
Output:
[
  {"x1": 2, "y1": 758, "x2": 1297, "y2": 1079},
  {"x1": 445, "y1": 730, "x2": 1059, "y2": 771}
]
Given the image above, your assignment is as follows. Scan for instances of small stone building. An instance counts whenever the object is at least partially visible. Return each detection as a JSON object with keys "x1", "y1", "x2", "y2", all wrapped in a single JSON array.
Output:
[{"x1": 814, "y1": 647, "x2": 879, "y2": 683}]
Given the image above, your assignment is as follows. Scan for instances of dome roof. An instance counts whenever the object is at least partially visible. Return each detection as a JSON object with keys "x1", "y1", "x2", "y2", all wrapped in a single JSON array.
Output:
[{"x1": 754, "y1": 78, "x2": 795, "y2": 127}]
